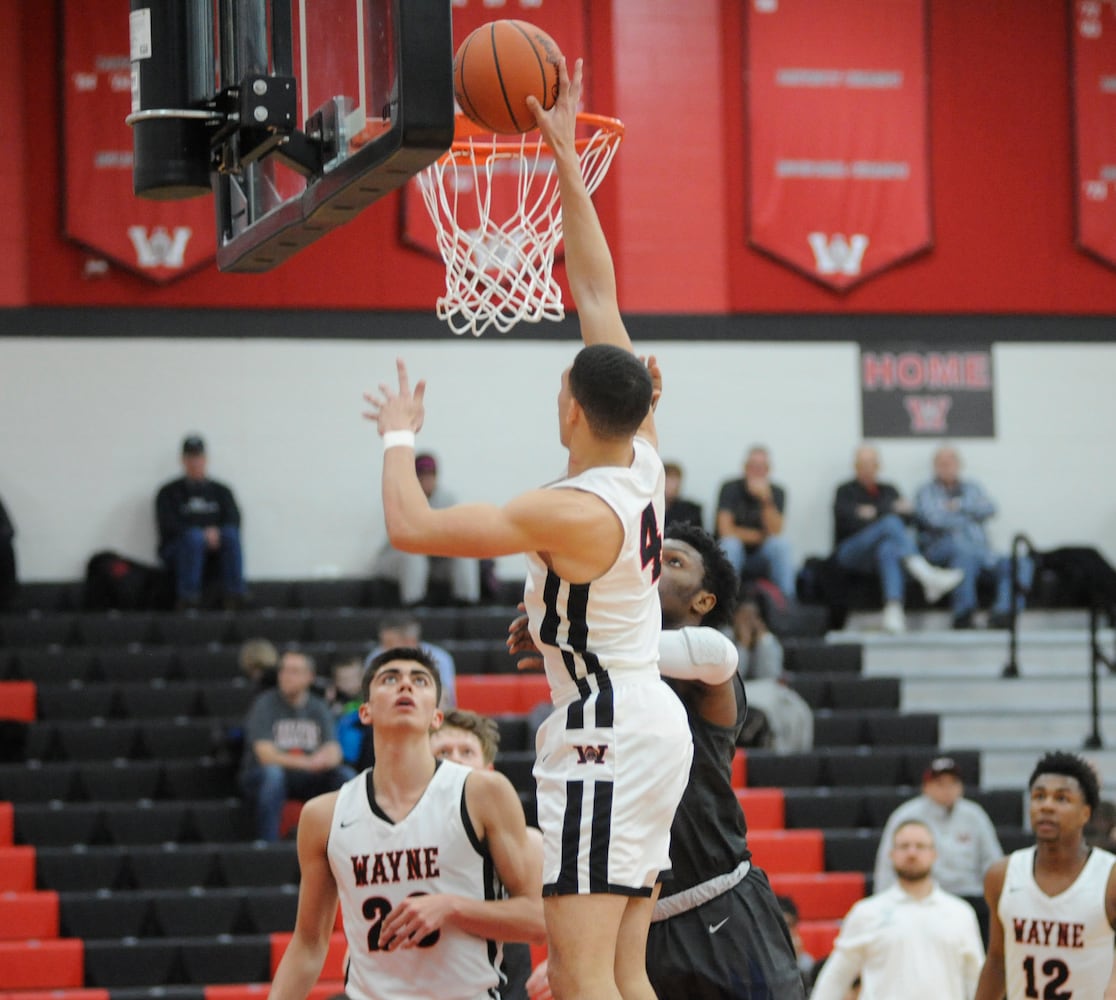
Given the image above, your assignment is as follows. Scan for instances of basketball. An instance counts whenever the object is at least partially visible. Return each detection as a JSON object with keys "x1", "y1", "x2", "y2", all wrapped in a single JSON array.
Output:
[{"x1": 453, "y1": 20, "x2": 562, "y2": 135}]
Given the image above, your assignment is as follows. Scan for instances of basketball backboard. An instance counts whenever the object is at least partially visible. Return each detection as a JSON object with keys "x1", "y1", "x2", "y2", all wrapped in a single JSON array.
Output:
[{"x1": 128, "y1": 0, "x2": 455, "y2": 272}]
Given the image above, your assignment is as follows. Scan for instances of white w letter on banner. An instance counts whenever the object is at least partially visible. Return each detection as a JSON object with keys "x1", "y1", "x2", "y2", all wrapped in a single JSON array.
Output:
[
  {"x1": 127, "y1": 226, "x2": 192, "y2": 269},
  {"x1": 807, "y1": 233, "x2": 869, "y2": 275}
]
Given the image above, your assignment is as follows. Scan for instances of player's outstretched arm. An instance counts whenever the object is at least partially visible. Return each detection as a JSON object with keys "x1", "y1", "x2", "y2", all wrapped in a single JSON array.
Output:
[
  {"x1": 973, "y1": 859, "x2": 1008, "y2": 1000},
  {"x1": 267, "y1": 795, "x2": 340, "y2": 1000},
  {"x1": 529, "y1": 58, "x2": 630, "y2": 355}
]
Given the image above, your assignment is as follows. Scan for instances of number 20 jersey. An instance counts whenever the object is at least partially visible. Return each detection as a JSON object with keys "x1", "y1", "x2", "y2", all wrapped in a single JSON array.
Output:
[
  {"x1": 328, "y1": 762, "x2": 504, "y2": 1000},
  {"x1": 1000, "y1": 844, "x2": 1116, "y2": 1000}
]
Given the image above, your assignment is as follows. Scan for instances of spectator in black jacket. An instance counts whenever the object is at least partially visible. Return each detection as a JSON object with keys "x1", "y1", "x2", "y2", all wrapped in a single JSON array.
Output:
[
  {"x1": 832, "y1": 444, "x2": 962, "y2": 634},
  {"x1": 155, "y1": 434, "x2": 246, "y2": 610}
]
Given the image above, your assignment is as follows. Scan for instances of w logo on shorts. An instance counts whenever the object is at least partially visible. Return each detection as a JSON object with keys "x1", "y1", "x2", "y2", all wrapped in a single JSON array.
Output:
[{"x1": 574, "y1": 744, "x2": 608, "y2": 764}]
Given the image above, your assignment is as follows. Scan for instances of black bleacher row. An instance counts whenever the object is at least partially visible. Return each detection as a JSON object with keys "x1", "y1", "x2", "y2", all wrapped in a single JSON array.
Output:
[
  {"x1": 0, "y1": 604, "x2": 517, "y2": 650},
  {"x1": 0, "y1": 636, "x2": 520, "y2": 684},
  {"x1": 13, "y1": 578, "x2": 403, "y2": 615},
  {"x1": 0, "y1": 592, "x2": 1009, "y2": 993},
  {"x1": 0, "y1": 759, "x2": 237, "y2": 803},
  {"x1": 84, "y1": 936, "x2": 275, "y2": 989}
]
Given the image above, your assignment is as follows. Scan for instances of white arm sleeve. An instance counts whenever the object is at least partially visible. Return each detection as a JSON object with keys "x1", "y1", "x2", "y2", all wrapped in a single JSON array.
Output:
[{"x1": 658, "y1": 627, "x2": 739, "y2": 685}]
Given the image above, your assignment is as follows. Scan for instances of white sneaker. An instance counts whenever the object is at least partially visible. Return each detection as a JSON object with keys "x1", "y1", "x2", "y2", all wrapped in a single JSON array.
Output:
[
  {"x1": 882, "y1": 601, "x2": 906, "y2": 634},
  {"x1": 904, "y1": 555, "x2": 965, "y2": 604}
]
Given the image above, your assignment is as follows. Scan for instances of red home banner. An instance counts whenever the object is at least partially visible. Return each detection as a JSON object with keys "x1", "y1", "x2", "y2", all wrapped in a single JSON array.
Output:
[
  {"x1": 62, "y1": 2, "x2": 215, "y2": 282},
  {"x1": 746, "y1": 0, "x2": 930, "y2": 291},
  {"x1": 399, "y1": 0, "x2": 590, "y2": 260},
  {"x1": 1071, "y1": 0, "x2": 1116, "y2": 270}
]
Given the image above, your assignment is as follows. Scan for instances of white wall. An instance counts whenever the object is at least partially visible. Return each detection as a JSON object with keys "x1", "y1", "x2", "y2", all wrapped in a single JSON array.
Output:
[{"x1": 0, "y1": 336, "x2": 1113, "y2": 581}]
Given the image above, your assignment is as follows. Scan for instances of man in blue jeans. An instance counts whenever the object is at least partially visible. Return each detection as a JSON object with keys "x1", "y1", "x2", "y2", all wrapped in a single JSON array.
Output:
[
  {"x1": 155, "y1": 434, "x2": 247, "y2": 610},
  {"x1": 239, "y1": 650, "x2": 354, "y2": 841},
  {"x1": 833, "y1": 445, "x2": 963, "y2": 634},
  {"x1": 716, "y1": 445, "x2": 797, "y2": 600},
  {"x1": 915, "y1": 445, "x2": 1033, "y2": 629}
]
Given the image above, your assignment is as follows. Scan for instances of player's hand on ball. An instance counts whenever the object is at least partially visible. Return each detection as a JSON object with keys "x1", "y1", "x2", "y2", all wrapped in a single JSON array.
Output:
[
  {"x1": 528, "y1": 56, "x2": 581, "y2": 157},
  {"x1": 363, "y1": 357, "x2": 426, "y2": 435}
]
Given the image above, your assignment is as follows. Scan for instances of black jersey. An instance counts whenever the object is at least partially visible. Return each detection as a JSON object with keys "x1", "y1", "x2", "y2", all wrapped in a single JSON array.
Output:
[{"x1": 662, "y1": 672, "x2": 751, "y2": 896}]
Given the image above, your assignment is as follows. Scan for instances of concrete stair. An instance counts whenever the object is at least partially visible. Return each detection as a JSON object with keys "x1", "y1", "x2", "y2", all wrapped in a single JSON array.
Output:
[{"x1": 828, "y1": 613, "x2": 1116, "y2": 797}]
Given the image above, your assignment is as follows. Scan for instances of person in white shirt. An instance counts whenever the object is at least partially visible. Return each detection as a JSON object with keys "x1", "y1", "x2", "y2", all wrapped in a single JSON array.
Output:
[{"x1": 810, "y1": 819, "x2": 984, "y2": 1000}]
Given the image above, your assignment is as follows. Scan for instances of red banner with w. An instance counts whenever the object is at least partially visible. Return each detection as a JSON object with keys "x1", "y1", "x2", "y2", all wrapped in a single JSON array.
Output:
[
  {"x1": 1071, "y1": 0, "x2": 1116, "y2": 270},
  {"x1": 62, "y1": 1, "x2": 215, "y2": 283},
  {"x1": 746, "y1": 0, "x2": 931, "y2": 291}
]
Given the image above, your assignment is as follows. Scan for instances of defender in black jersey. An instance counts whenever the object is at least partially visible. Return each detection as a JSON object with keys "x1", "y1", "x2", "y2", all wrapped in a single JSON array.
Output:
[{"x1": 647, "y1": 524, "x2": 806, "y2": 999}]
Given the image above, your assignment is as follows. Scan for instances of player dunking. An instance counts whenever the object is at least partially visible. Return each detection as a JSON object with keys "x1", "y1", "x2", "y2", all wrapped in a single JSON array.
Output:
[
  {"x1": 267, "y1": 648, "x2": 544, "y2": 1000},
  {"x1": 974, "y1": 751, "x2": 1116, "y2": 1000},
  {"x1": 364, "y1": 58, "x2": 692, "y2": 1000},
  {"x1": 514, "y1": 523, "x2": 807, "y2": 998}
]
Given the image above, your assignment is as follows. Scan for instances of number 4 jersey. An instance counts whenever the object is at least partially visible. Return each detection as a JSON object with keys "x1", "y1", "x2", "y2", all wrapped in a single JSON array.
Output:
[
  {"x1": 523, "y1": 435, "x2": 666, "y2": 709},
  {"x1": 1000, "y1": 844, "x2": 1116, "y2": 1000},
  {"x1": 328, "y1": 762, "x2": 506, "y2": 1000}
]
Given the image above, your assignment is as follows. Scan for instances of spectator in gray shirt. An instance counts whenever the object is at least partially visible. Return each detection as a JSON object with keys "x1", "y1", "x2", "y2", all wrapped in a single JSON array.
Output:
[
  {"x1": 239, "y1": 649, "x2": 355, "y2": 841},
  {"x1": 874, "y1": 755, "x2": 1002, "y2": 943}
]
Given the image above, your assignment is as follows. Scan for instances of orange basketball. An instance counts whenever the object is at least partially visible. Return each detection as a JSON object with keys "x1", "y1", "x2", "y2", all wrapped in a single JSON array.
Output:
[{"x1": 453, "y1": 20, "x2": 562, "y2": 135}]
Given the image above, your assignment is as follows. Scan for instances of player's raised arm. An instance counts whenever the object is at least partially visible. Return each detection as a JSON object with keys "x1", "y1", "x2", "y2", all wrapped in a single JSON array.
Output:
[{"x1": 529, "y1": 58, "x2": 630, "y2": 355}]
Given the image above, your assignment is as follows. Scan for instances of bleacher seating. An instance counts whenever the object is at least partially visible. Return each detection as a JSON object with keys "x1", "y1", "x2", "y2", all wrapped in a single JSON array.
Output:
[{"x1": 0, "y1": 579, "x2": 1019, "y2": 995}]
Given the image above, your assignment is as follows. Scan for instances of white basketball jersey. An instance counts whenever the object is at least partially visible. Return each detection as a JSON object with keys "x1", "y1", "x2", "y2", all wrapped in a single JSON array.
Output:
[
  {"x1": 328, "y1": 762, "x2": 504, "y2": 1000},
  {"x1": 1000, "y1": 845, "x2": 1116, "y2": 1000},
  {"x1": 524, "y1": 435, "x2": 665, "y2": 710}
]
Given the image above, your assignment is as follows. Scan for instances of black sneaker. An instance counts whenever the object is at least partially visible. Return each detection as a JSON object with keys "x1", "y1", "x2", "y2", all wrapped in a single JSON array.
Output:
[{"x1": 951, "y1": 611, "x2": 976, "y2": 630}]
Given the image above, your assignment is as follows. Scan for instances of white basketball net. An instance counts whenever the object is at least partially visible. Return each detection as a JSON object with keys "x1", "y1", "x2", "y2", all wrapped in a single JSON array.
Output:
[{"x1": 417, "y1": 113, "x2": 625, "y2": 337}]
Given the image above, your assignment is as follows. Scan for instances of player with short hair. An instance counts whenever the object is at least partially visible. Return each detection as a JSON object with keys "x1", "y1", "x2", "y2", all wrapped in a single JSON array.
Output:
[
  {"x1": 363, "y1": 57, "x2": 691, "y2": 1000},
  {"x1": 975, "y1": 751, "x2": 1116, "y2": 1000},
  {"x1": 432, "y1": 708, "x2": 501, "y2": 769},
  {"x1": 646, "y1": 523, "x2": 806, "y2": 998},
  {"x1": 266, "y1": 647, "x2": 544, "y2": 1000}
]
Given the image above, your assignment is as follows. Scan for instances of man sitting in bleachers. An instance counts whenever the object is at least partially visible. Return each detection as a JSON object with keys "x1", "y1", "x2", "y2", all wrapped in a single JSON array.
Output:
[
  {"x1": 238, "y1": 649, "x2": 354, "y2": 842},
  {"x1": 832, "y1": 445, "x2": 964, "y2": 634},
  {"x1": 914, "y1": 444, "x2": 1032, "y2": 630}
]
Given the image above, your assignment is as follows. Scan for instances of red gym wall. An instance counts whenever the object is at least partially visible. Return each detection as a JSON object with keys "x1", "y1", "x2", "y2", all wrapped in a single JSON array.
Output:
[{"x1": 2, "y1": 0, "x2": 1115, "y2": 316}]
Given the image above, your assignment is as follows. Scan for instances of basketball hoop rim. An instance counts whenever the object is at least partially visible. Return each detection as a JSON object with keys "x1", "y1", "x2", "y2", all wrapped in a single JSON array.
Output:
[{"x1": 445, "y1": 111, "x2": 624, "y2": 158}]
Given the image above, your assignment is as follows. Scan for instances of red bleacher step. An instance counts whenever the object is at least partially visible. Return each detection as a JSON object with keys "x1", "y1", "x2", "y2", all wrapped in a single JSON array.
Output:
[
  {"x1": 736, "y1": 788, "x2": 784, "y2": 830},
  {"x1": 0, "y1": 892, "x2": 59, "y2": 940},
  {"x1": 0, "y1": 681, "x2": 36, "y2": 722},
  {"x1": 0, "y1": 801, "x2": 14, "y2": 846},
  {"x1": 0, "y1": 846, "x2": 37, "y2": 891},
  {"x1": 731, "y1": 749, "x2": 746, "y2": 788},
  {"x1": 0, "y1": 939, "x2": 84, "y2": 989},
  {"x1": 768, "y1": 872, "x2": 865, "y2": 921},
  {"x1": 747, "y1": 829, "x2": 823, "y2": 874},
  {"x1": 798, "y1": 919, "x2": 842, "y2": 960},
  {"x1": 1, "y1": 991, "x2": 108, "y2": 1000},
  {"x1": 456, "y1": 675, "x2": 551, "y2": 715},
  {"x1": 206, "y1": 984, "x2": 344, "y2": 1000}
]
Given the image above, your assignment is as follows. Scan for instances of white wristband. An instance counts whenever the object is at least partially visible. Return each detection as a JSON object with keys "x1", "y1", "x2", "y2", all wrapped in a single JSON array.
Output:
[{"x1": 382, "y1": 430, "x2": 416, "y2": 451}]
